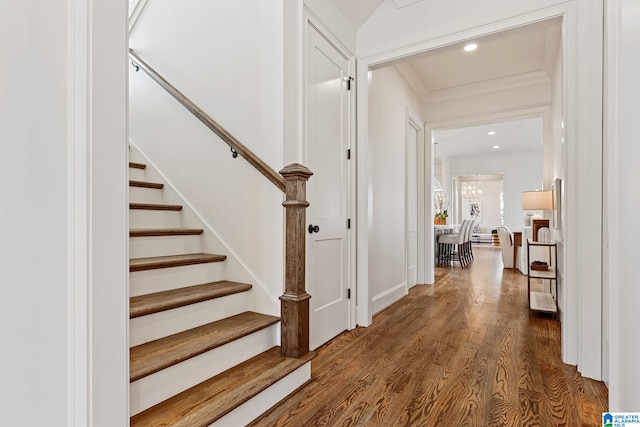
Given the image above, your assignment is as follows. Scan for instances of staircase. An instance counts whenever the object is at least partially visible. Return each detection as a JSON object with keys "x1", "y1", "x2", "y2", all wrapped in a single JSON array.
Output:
[{"x1": 128, "y1": 156, "x2": 314, "y2": 426}]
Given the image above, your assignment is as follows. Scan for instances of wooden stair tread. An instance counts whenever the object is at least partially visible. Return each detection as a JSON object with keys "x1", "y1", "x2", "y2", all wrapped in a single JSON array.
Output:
[
  {"x1": 130, "y1": 179, "x2": 164, "y2": 189},
  {"x1": 130, "y1": 312, "x2": 280, "y2": 382},
  {"x1": 130, "y1": 253, "x2": 226, "y2": 272},
  {"x1": 130, "y1": 347, "x2": 315, "y2": 427},
  {"x1": 129, "y1": 202, "x2": 183, "y2": 211},
  {"x1": 130, "y1": 281, "x2": 253, "y2": 318},
  {"x1": 129, "y1": 162, "x2": 147, "y2": 169},
  {"x1": 130, "y1": 228, "x2": 203, "y2": 237}
]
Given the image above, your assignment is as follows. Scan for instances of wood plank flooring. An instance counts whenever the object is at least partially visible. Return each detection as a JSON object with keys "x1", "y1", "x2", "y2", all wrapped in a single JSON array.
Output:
[{"x1": 250, "y1": 246, "x2": 608, "y2": 426}]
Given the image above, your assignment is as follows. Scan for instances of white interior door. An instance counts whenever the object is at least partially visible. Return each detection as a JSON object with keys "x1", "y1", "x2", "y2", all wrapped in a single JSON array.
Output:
[
  {"x1": 406, "y1": 123, "x2": 418, "y2": 287},
  {"x1": 305, "y1": 23, "x2": 351, "y2": 350}
]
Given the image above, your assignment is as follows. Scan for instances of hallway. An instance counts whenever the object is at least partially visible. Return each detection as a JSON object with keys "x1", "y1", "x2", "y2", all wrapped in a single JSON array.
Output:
[{"x1": 250, "y1": 246, "x2": 607, "y2": 426}]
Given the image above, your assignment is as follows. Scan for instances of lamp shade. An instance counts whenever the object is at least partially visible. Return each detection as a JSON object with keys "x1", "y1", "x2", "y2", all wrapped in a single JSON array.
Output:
[{"x1": 522, "y1": 190, "x2": 553, "y2": 210}]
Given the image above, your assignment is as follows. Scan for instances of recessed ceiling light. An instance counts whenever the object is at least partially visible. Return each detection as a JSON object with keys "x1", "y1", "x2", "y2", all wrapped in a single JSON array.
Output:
[
  {"x1": 488, "y1": 131, "x2": 496, "y2": 136},
  {"x1": 493, "y1": 145, "x2": 500, "y2": 149},
  {"x1": 464, "y1": 43, "x2": 478, "y2": 52}
]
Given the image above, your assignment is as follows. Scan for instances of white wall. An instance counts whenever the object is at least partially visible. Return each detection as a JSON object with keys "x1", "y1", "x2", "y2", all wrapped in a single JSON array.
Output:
[
  {"x1": 542, "y1": 49, "x2": 562, "y2": 193},
  {"x1": 0, "y1": 4, "x2": 70, "y2": 424},
  {"x1": 129, "y1": 0, "x2": 287, "y2": 305},
  {"x1": 0, "y1": 0, "x2": 128, "y2": 426},
  {"x1": 368, "y1": 66, "x2": 424, "y2": 314},
  {"x1": 606, "y1": 0, "x2": 640, "y2": 410},
  {"x1": 546, "y1": 29, "x2": 570, "y2": 352},
  {"x1": 130, "y1": 0, "x2": 284, "y2": 168},
  {"x1": 449, "y1": 150, "x2": 542, "y2": 232}
]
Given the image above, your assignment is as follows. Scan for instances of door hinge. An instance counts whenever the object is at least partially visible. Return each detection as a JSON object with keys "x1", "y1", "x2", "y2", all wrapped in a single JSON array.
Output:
[
  {"x1": 344, "y1": 75, "x2": 354, "y2": 91},
  {"x1": 347, "y1": 149, "x2": 351, "y2": 159},
  {"x1": 347, "y1": 218, "x2": 351, "y2": 229},
  {"x1": 347, "y1": 288, "x2": 351, "y2": 299}
]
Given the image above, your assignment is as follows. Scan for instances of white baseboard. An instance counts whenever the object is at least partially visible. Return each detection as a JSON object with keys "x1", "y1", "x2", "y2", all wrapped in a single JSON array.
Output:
[{"x1": 371, "y1": 282, "x2": 407, "y2": 315}]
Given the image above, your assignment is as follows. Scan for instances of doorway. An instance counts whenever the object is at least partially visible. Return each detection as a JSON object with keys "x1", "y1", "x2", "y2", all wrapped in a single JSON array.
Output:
[
  {"x1": 434, "y1": 116, "x2": 544, "y2": 235},
  {"x1": 356, "y1": 4, "x2": 604, "y2": 382}
]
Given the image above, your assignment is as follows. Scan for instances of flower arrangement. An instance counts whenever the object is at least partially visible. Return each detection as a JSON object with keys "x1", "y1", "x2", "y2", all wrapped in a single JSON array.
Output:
[
  {"x1": 434, "y1": 210, "x2": 448, "y2": 225},
  {"x1": 434, "y1": 192, "x2": 450, "y2": 224}
]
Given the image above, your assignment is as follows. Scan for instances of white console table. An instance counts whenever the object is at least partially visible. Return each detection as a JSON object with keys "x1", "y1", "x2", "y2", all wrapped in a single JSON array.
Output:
[{"x1": 527, "y1": 239, "x2": 558, "y2": 314}]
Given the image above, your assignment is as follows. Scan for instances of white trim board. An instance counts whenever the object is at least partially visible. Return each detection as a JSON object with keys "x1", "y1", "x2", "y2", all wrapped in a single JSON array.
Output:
[
  {"x1": 68, "y1": 0, "x2": 129, "y2": 425},
  {"x1": 405, "y1": 108, "x2": 427, "y2": 287},
  {"x1": 372, "y1": 282, "x2": 408, "y2": 315},
  {"x1": 129, "y1": 0, "x2": 149, "y2": 33}
]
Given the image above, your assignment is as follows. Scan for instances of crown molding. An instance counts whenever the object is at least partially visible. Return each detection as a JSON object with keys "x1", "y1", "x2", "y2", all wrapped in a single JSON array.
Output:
[{"x1": 425, "y1": 70, "x2": 551, "y2": 104}]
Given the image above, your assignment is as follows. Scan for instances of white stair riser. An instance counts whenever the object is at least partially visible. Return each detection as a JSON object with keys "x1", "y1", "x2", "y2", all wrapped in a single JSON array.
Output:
[
  {"x1": 129, "y1": 167, "x2": 146, "y2": 181},
  {"x1": 130, "y1": 209, "x2": 181, "y2": 228},
  {"x1": 129, "y1": 186, "x2": 163, "y2": 204},
  {"x1": 130, "y1": 325, "x2": 278, "y2": 416},
  {"x1": 211, "y1": 362, "x2": 311, "y2": 427},
  {"x1": 129, "y1": 234, "x2": 202, "y2": 259},
  {"x1": 130, "y1": 263, "x2": 225, "y2": 297},
  {"x1": 130, "y1": 292, "x2": 250, "y2": 347}
]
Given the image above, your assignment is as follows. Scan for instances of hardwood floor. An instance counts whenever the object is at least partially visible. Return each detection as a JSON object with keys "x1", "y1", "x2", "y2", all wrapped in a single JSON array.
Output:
[{"x1": 250, "y1": 246, "x2": 608, "y2": 426}]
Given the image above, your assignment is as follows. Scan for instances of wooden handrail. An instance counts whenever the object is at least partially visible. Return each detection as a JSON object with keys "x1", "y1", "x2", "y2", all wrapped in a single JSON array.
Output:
[
  {"x1": 130, "y1": 50, "x2": 313, "y2": 359},
  {"x1": 129, "y1": 49, "x2": 286, "y2": 192}
]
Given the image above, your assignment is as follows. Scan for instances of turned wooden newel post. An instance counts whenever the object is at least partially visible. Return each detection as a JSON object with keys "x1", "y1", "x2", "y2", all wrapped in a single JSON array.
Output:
[{"x1": 279, "y1": 163, "x2": 313, "y2": 358}]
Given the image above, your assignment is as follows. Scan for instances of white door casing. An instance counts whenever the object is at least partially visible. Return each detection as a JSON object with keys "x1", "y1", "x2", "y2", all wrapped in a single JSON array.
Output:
[
  {"x1": 305, "y1": 22, "x2": 352, "y2": 350},
  {"x1": 406, "y1": 120, "x2": 419, "y2": 288}
]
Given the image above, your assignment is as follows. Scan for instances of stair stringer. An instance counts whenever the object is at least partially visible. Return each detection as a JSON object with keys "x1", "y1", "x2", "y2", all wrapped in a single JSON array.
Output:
[{"x1": 129, "y1": 142, "x2": 281, "y2": 317}]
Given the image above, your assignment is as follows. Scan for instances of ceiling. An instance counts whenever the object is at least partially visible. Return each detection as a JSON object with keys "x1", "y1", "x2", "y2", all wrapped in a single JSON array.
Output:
[
  {"x1": 404, "y1": 19, "x2": 561, "y2": 159},
  {"x1": 402, "y1": 19, "x2": 561, "y2": 93},
  {"x1": 330, "y1": 0, "x2": 385, "y2": 30},
  {"x1": 328, "y1": 2, "x2": 561, "y2": 159},
  {"x1": 331, "y1": 0, "x2": 431, "y2": 30},
  {"x1": 433, "y1": 117, "x2": 543, "y2": 159}
]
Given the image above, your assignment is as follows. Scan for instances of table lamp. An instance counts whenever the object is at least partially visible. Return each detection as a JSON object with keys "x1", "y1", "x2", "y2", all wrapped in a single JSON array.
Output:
[{"x1": 522, "y1": 190, "x2": 552, "y2": 226}]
